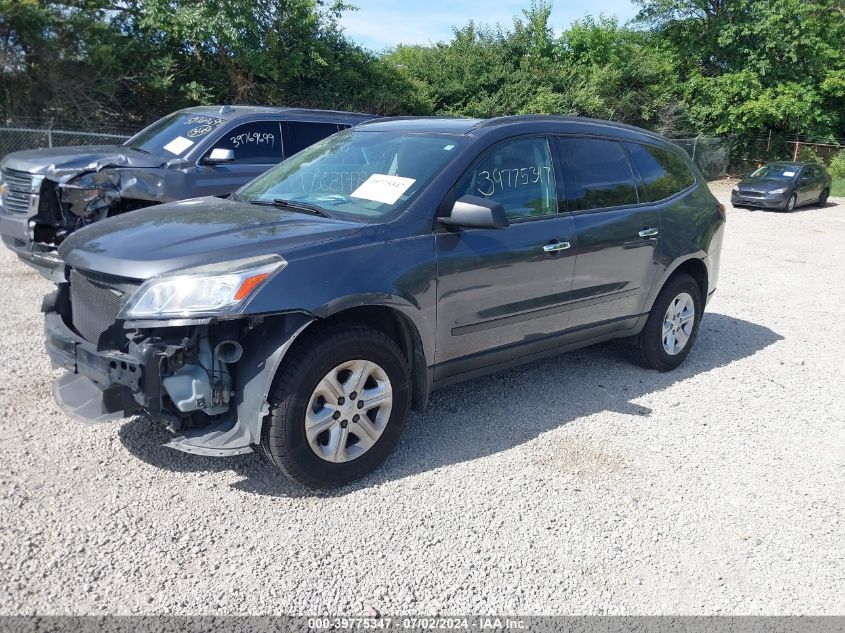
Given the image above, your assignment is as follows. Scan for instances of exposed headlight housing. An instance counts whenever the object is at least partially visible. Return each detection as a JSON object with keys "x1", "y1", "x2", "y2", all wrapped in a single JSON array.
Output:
[
  {"x1": 120, "y1": 254, "x2": 286, "y2": 319},
  {"x1": 770, "y1": 187, "x2": 788, "y2": 195},
  {"x1": 732, "y1": 185, "x2": 740, "y2": 192}
]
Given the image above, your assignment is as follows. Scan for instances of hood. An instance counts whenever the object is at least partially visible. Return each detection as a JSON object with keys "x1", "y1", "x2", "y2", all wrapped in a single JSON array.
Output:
[
  {"x1": 1, "y1": 145, "x2": 165, "y2": 182},
  {"x1": 60, "y1": 197, "x2": 364, "y2": 279},
  {"x1": 737, "y1": 177, "x2": 794, "y2": 192}
]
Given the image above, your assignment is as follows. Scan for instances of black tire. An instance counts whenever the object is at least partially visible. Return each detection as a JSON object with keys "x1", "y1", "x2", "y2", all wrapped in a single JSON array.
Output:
[
  {"x1": 818, "y1": 188, "x2": 829, "y2": 207},
  {"x1": 260, "y1": 325, "x2": 410, "y2": 489},
  {"x1": 631, "y1": 273, "x2": 703, "y2": 372},
  {"x1": 785, "y1": 193, "x2": 797, "y2": 212}
]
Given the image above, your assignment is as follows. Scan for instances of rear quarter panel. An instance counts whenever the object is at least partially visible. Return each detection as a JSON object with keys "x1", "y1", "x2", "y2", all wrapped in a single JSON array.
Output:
[{"x1": 645, "y1": 180, "x2": 724, "y2": 311}]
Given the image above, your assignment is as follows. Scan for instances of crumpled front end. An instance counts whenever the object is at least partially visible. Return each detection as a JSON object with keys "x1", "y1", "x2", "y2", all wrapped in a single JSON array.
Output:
[
  {"x1": 42, "y1": 268, "x2": 312, "y2": 456},
  {"x1": 0, "y1": 150, "x2": 170, "y2": 280}
]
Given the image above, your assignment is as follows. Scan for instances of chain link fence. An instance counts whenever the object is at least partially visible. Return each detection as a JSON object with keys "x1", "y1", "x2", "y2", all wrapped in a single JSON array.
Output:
[
  {"x1": 728, "y1": 133, "x2": 845, "y2": 175},
  {"x1": 0, "y1": 120, "x2": 140, "y2": 160},
  {"x1": 672, "y1": 136, "x2": 731, "y2": 180},
  {"x1": 15, "y1": 120, "x2": 833, "y2": 184}
]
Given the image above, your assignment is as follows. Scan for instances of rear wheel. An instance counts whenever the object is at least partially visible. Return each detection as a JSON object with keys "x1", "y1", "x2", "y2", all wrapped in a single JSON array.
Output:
[
  {"x1": 818, "y1": 188, "x2": 829, "y2": 207},
  {"x1": 785, "y1": 194, "x2": 797, "y2": 212},
  {"x1": 260, "y1": 325, "x2": 410, "y2": 489},
  {"x1": 631, "y1": 273, "x2": 703, "y2": 371}
]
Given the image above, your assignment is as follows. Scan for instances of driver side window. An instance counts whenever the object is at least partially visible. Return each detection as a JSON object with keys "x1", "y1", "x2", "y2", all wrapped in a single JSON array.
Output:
[
  {"x1": 454, "y1": 137, "x2": 558, "y2": 220},
  {"x1": 207, "y1": 121, "x2": 283, "y2": 164}
]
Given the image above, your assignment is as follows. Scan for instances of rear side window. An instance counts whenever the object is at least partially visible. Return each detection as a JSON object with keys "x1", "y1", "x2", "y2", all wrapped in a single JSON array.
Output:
[
  {"x1": 454, "y1": 137, "x2": 557, "y2": 220},
  {"x1": 284, "y1": 121, "x2": 344, "y2": 156},
  {"x1": 624, "y1": 142, "x2": 695, "y2": 201},
  {"x1": 558, "y1": 137, "x2": 638, "y2": 211},
  {"x1": 210, "y1": 121, "x2": 283, "y2": 164}
]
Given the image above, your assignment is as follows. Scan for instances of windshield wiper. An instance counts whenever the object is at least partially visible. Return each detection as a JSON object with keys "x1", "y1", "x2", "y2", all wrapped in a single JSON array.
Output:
[{"x1": 271, "y1": 198, "x2": 334, "y2": 219}]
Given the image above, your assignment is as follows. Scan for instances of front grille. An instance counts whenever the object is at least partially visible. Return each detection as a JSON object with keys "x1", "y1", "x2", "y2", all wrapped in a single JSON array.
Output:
[
  {"x1": 69, "y1": 269, "x2": 134, "y2": 343},
  {"x1": 740, "y1": 190, "x2": 767, "y2": 198},
  {"x1": 1, "y1": 168, "x2": 38, "y2": 214}
]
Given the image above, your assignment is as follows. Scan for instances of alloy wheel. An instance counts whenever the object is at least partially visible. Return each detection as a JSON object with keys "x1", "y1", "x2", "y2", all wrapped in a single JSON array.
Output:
[
  {"x1": 662, "y1": 292, "x2": 695, "y2": 356},
  {"x1": 305, "y1": 359, "x2": 393, "y2": 463},
  {"x1": 786, "y1": 195, "x2": 796, "y2": 211}
]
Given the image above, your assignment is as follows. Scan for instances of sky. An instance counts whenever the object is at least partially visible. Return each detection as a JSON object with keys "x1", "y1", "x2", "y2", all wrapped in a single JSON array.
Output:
[{"x1": 338, "y1": 0, "x2": 640, "y2": 51}]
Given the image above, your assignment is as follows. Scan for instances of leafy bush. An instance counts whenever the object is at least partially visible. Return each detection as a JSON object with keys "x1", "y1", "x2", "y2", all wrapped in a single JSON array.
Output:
[
  {"x1": 796, "y1": 145, "x2": 824, "y2": 165},
  {"x1": 829, "y1": 151, "x2": 845, "y2": 180}
]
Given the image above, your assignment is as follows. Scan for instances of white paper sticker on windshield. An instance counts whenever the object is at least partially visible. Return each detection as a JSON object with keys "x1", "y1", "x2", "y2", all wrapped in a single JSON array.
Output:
[
  {"x1": 351, "y1": 174, "x2": 416, "y2": 205},
  {"x1": 162, "y1": 136, "x2": 194, "y2": 156},
  {"x1": 783, "y1": 170, "x2": 796, "y2": 176}
]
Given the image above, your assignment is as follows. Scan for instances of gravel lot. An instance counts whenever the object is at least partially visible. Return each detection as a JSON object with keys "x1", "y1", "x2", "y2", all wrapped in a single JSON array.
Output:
[{"x1": 1, "y1": 179, "x2": 843, "y2": 616}]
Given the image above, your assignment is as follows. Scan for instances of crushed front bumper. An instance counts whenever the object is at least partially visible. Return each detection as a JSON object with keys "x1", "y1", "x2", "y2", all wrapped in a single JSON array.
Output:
[
  {"x1": 42, "y1": 289, "x2": 315, "y2": 457},
  {"x1": 1, "y1": 214, "x2": 65, "y2": 281},
  {"x1": 44, "y1": 308, "x2": 148, "y2": 421},
  {"x1": 42, "y1": 292, "x2": 256, "y2": 456}
]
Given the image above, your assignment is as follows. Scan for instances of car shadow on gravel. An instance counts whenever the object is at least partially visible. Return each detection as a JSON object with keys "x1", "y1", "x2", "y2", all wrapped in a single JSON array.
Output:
[{"x1": 117, "y1": 312, "x2": 782, "y2": 497}]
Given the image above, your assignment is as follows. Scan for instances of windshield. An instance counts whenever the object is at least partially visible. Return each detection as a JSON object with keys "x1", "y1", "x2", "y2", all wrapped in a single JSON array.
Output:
[
  {"x1": 124, "y1": 112, "x2": 229, "y2": 158},
  {"x1": 237, "y1": 130, "x2": 467, "y2": 222},
  {"x1": 751, "y1": 164, "x2": 800, "y2": 181}
]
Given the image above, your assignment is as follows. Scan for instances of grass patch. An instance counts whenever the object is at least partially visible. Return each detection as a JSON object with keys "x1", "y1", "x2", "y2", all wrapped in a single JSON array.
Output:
[{"x1": 832, "y1": 179, "x2": 845, "y2": 197}]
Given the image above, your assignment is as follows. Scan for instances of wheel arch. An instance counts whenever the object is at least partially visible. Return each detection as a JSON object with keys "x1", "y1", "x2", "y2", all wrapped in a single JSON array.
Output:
[
  {"x1": 669, "y1": 257, "x2": 709, "y2": 304},
  {"x1": 285, "y1": 302, "x2": 431, "y2": 411},
  {"x1": 646, "y1": 255, "x2": 710, "y2": 314}
]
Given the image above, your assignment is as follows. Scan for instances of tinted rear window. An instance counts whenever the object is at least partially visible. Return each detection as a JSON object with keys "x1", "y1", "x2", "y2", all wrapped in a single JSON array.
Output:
[
  {"x1": 558, "y1": 137, "x2": 638, "y2": 211},
  {"x1": 625, "y1": 142, "x2": 695, "y2": 201},
  {"x1": 284, "y1": 121, "x2": 344, "y2": 156}
]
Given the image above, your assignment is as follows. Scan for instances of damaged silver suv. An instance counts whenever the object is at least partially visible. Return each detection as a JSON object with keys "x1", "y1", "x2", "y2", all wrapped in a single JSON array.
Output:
[{"x1": 0, "y1": 106, "x2": 373, "y2": 280}]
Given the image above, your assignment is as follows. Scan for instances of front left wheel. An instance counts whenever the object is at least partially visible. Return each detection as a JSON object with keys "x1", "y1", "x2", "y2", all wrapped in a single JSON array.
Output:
[
  {"x1": 260, "y1": 325, "x2": 410, "y2": 489},
  {"x1": 785, "y1": 193, "x2": 797, "y2": 212}
]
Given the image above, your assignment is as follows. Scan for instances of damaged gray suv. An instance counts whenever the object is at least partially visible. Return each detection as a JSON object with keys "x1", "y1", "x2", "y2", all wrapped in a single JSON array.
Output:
[
  {"x1": 0, "y1": 105, "x2": 372, "y2": 280},
  {"x1": 43, "y1": 116, "x2": 725, "y2": 488}
]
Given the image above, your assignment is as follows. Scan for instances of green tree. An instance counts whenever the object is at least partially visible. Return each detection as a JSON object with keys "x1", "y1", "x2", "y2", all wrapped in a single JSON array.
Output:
[
  {"x1": 0, "y1": 0, "x2": 421, "y2": 125},
  {"x1": 386, "y1": 3, "x2": 682, "y2": 130},
  {"x1": 636, "y1": 0, "x2": 845, "y2": 137}
]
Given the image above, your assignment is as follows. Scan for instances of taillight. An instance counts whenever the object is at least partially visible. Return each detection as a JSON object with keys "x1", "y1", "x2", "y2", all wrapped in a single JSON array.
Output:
[{"x1": 716, "y1": 203, "x2": 726, "y2": 221}]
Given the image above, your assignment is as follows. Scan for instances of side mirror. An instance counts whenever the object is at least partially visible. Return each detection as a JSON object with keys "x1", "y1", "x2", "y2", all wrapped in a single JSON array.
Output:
[
  {"x1": 204, "y1": 148, "x2": 235, "y2": 164},
  {"x1": 438, "y1": 195, "x2": 509, "y2": 229}
]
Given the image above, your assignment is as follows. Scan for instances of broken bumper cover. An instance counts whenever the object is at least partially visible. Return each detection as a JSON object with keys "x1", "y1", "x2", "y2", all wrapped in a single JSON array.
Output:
[
  {"x1": 43, "y1": 307, "x2": 255, "y2": 457},
  {"x1": 0, "y1": 214, "x2": 64, "y2": 281}
]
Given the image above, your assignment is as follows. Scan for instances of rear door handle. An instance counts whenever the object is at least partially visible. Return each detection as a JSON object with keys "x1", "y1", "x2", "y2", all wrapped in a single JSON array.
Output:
[
  {"x1": 543, "y1": 241, "x2": 571, "y2": 253},
  {"x1": 639, "y1": 228, "x2": 659, "y2": 238}
]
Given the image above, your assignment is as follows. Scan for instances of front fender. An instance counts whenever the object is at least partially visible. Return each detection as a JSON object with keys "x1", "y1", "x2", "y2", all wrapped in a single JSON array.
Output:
[
  {"x1": 242, "y1": 233, "x2": 438, "y2": 366},
  {"x1": 233, "y1": 312, "x2": 315, "y2": 446}
]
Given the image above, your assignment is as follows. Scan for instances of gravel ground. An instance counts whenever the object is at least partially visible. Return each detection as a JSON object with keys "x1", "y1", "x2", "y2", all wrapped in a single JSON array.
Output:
[{"x1": 1, "y1": 179, "x2": 843, "y2": 616}]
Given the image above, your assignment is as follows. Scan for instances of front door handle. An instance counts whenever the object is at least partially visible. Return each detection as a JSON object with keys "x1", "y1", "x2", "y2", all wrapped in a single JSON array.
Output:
[
  {"x1": 639, "y1": 228, "x2": 659, "y2": 238},
  {"x1": 543, "y1": 240, "x2": 571, "y2": 253}
]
